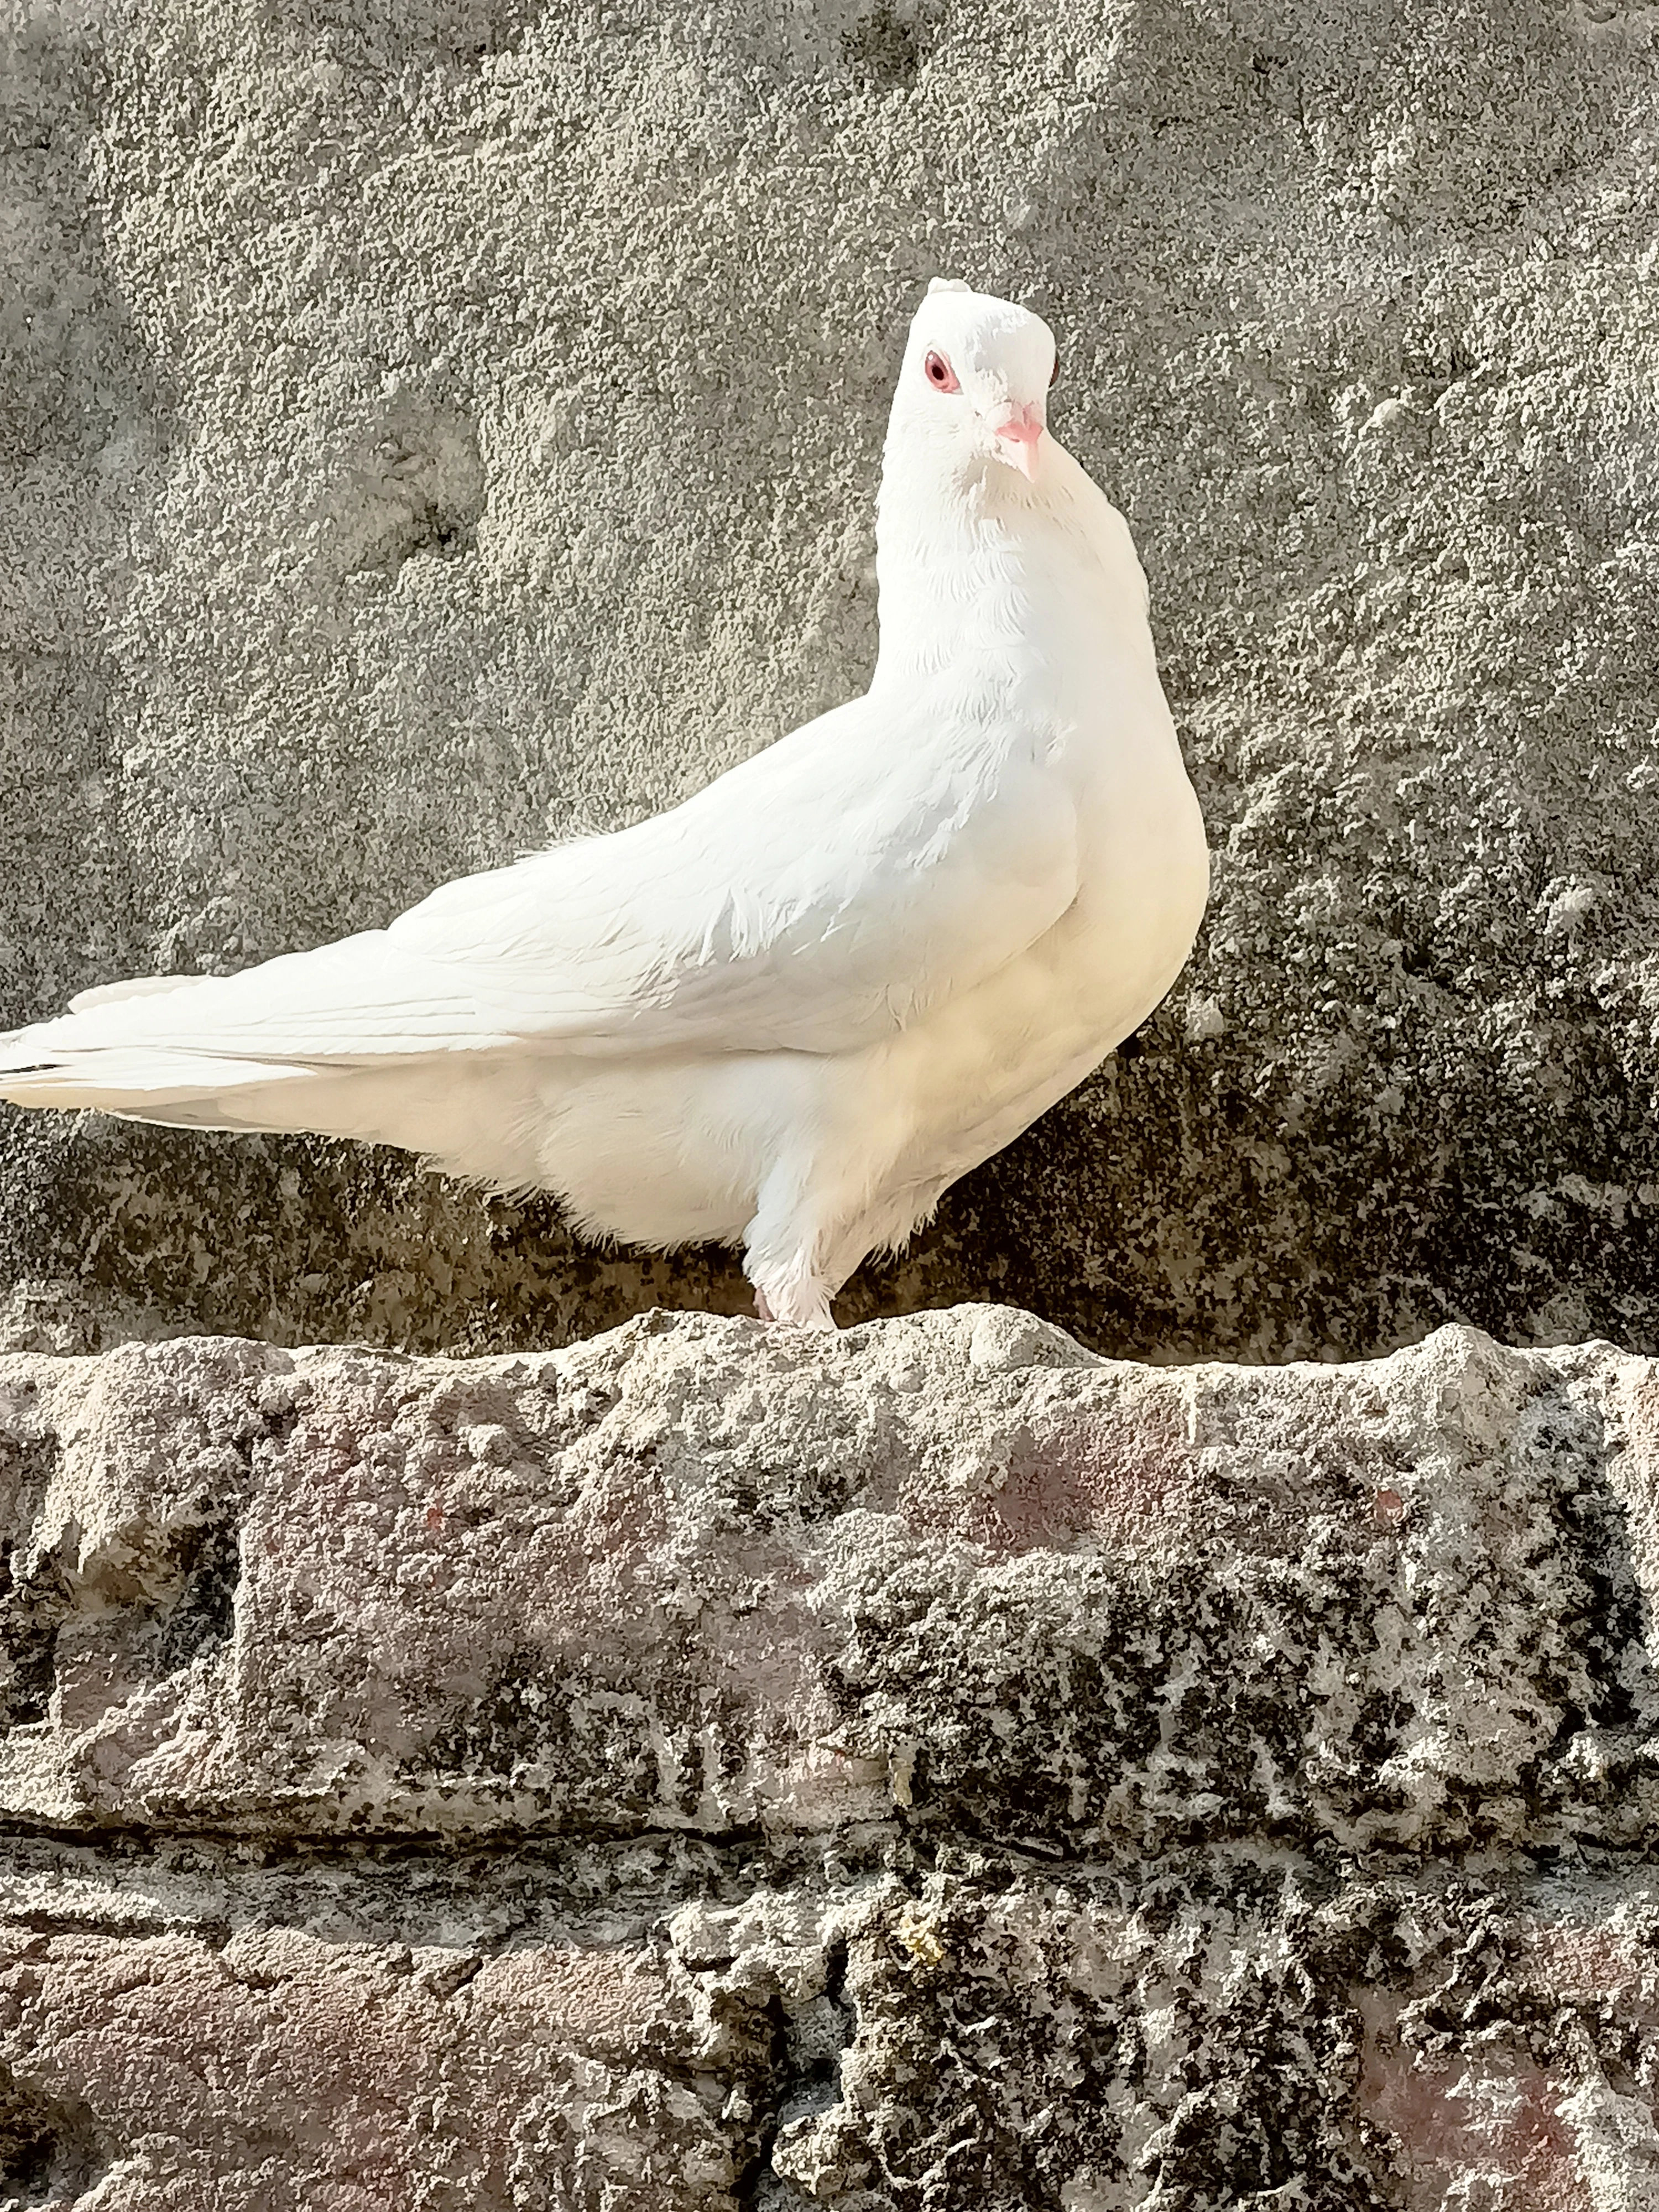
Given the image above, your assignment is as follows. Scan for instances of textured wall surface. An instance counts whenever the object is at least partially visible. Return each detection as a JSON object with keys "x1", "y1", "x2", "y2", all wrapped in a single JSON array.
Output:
[
  {"x1": 2, "y1": 1307, "x2": 1659, "y2": 2205},
  {"x1": 3, "y1": 0, "x2": 1657, "y2": 1359}
]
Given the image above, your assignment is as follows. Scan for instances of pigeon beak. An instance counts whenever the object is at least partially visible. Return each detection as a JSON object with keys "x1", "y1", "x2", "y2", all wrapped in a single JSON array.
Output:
[{"x1": 992, "y1": 408, "x2": 1044, "y2": 479}]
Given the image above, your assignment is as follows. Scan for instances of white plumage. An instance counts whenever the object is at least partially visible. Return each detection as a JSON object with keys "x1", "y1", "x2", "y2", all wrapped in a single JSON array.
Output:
[{"x1": 0, "y1": 283, "x2": 1209, "y2": 1329}]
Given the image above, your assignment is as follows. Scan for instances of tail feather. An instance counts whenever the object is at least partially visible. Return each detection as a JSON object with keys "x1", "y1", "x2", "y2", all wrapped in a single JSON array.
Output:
[
  {"x1": 6, "y1": 931, "x2": 516, "y2": 1068},
  {"x1": 0, "y1": 938, "x2": 548, "y2": 1188},
  {"x1": 0, "y1": 1045, "x2": 322, "y2": 1128},
  {"x1": 0, "y1": 1026, "x2": 550, "y2": 1193},
  {"x1": 0, "y1": 928, "x2": 510, "y2": 1126}
]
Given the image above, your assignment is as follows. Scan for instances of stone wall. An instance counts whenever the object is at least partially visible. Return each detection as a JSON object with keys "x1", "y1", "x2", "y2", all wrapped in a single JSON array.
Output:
[
  {"x1": 3, "y1": 1307, "x2": 1659, "y2": 2205},
  {"x1": 4, "y1": 0, "x2": 1657, "y2": 1359}
]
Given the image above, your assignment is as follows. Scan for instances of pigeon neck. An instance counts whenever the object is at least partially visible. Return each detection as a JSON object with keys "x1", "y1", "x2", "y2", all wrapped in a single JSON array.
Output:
[{"x1": 872, "y1": 459, "x2": 1042, "y2": 688}]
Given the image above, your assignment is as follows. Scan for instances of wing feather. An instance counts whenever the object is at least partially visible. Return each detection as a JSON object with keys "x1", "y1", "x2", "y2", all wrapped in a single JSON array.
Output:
[{"x1": 2, "y1": 692, "x2": 1078, "y2": 1073}]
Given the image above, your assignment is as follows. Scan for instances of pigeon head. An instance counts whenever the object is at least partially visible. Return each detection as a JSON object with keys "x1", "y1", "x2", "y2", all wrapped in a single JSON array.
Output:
[{"x1": 890, "y1": 278, "x2": 1058, "y2": 486}]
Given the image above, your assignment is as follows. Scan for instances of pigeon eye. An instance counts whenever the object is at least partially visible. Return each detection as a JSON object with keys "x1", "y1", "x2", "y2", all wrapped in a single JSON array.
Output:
[
  {"x1": 1050, "y1": 353, "x2": 1060, "y2": 387},
  {"x1": 923, "y1": 350, "x2": 959, "y2": 393}
]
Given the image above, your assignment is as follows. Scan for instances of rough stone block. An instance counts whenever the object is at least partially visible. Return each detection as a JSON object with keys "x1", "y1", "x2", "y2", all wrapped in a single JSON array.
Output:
[
  {"x1": 3, "y1": 1310, "x2": 1658, "y2": 1856},
  {"x1": 0, "y1": 1844, "x2": 769, "y2": 2210},
  {"x1": 2, "y1": 1840, "x2": 1658, "y2": 2208}
]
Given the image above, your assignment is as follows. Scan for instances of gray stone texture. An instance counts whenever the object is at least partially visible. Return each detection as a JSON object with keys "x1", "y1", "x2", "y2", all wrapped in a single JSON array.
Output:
[
  {"x1": 4, "y1": 0, "x2": 1658, "y2": 1359},
  {"x1": 2, "y1": 1307, "x2": 1657, "y2": 1854},
  {"x1": 3, "y1": 1308, "x2": 1659, "y2": 2203},
  {"x1": 6, "y1": 1837, "x2": 1659, "y2": 2211}
]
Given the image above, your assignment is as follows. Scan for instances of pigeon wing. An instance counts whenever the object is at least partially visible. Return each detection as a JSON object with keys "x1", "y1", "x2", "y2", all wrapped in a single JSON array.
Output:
[{"x1": 16, "y1": 693, "x2": 1078, "y2": 1067}]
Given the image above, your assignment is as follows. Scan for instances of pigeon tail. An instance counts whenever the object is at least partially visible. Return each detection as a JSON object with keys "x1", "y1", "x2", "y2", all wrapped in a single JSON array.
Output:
[{"x1": 0, "y1": 1043, "x2": 322, "y2": 1127}]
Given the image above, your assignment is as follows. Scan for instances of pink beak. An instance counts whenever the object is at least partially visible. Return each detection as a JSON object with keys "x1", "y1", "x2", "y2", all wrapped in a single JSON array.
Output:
[{"x1": 993, "y1": 409, "x2": 1044, "y2": 479}]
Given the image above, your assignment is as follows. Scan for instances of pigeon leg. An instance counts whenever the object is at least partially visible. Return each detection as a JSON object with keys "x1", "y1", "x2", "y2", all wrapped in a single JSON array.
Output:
[
  {"x1": 747, "y1": 1260, "x2": 837, "y2": 1330},
  {"x1": 744, "y1": 1162, "x2": 847, "y2": 1330}
]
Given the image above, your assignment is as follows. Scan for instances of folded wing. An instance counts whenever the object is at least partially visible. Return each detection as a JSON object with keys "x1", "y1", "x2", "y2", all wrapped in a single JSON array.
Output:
[{"x1": 0, "y1": 692, "x2": 1079, "y2": 1086}]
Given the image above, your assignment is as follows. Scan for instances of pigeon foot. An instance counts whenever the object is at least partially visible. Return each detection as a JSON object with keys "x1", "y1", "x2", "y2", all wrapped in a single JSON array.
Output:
[{"x1": 747, "y1": 1266, "x2": 837, "y2": 1331}]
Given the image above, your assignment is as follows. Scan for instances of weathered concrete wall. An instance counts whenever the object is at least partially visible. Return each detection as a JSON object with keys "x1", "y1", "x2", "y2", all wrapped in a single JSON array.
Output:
[
  {"x1": 3, "y1": 0, "x2": 1657, "y2": 1360},
  {"x1": 3, "y1": 1308, "x2": 1659, "y2": 2204}
]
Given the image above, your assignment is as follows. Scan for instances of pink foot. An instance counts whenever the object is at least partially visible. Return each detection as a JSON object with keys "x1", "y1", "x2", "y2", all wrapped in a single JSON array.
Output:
[{"x1": 754, "y1": 1290, "x2": 775, "y2": 1323}]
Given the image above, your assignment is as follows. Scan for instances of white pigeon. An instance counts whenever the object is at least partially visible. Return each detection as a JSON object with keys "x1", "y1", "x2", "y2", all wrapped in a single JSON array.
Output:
[{"x1": 0, "y1": 281, "x2": 1209, "y2": 1330}]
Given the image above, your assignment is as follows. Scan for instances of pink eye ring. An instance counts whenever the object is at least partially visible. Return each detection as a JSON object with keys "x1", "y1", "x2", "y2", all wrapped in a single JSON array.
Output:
[{"x1": 923, "y1": 349, "x2": 959, "y2": 393}]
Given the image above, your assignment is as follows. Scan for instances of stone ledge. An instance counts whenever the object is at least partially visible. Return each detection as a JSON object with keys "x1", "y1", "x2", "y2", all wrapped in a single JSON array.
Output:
[{"x1": 2, "y1": 1308, "x2": 1656, "y2": 1853}]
